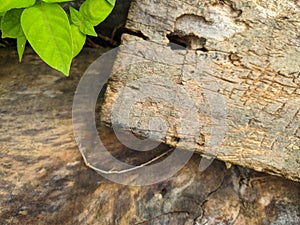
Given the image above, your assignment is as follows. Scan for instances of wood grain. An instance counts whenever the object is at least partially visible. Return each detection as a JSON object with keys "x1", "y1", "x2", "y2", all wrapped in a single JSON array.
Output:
[{"x1": 100, "y1": 0, "x2": 300, "y2": 181}]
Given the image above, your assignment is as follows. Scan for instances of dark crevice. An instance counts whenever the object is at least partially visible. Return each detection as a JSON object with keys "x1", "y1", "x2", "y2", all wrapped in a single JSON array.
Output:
[
  {"x1": 94, "y1": 27, "x2": 149, "y2": 47},
  {"x1": 197, "y1": 47, "x2": 209, "y2": 52},
  {"x1": 117, "y1": 27, "x2": 150, "y2": 41},
  {"x1": 196, "y1": 169, "x2": 226, "y2": 222},
  {"x1": 160, "y1": 188, "x2": 168, "y2": 197},
  {"x1": 170, "y1": 136, "x2": 181, "y2": 144},
  {"x1": 167, "y1": 32, "x2": 208, "y2": 51},
  {"x1": 167, "y1": 33, "x2": 188, "y2": 49}
]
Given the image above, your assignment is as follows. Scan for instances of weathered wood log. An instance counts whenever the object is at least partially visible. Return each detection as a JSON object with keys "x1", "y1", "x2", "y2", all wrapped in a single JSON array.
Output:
[{"x1": 100, "y1": 0, "x2": 300, "y2": 181}]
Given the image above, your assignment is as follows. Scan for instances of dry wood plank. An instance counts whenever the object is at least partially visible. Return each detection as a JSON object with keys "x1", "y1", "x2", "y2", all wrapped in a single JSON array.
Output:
[{"x1": 100, "y1": 0, "x2": 300, "y2": 181}]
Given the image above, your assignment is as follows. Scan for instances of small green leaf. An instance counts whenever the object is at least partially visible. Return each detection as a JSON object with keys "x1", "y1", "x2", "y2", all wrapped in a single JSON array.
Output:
[
  {"x1": 79, "y1": 21, "x2": 97, "y2": 36},
  {"x1": 21, "y1": 3, "x2": 73, "y2": 76},
  {"x1": 1, "y1": 8, "x2": 27, "y2": 61},
  {"x1": 71, "y1": 24, "x2": 86, "y2": 57},
  {"x1": 69, "y1": 6, "x2": 84, "y2": 26},
  {"x1": 0, "y1": 0, "x2": 35, "y2": 13},
  {"x1": 70, "y1": 6, "x2": 97, "y2": 37},
  {"x1": 17, "y1": 35, "x2": 27, "y2": 62},
  {"x1": 80, "y1": 0, "x2": 114, "y2": 26},
  {"x1": 1, "y1": 9, "x2": 24, "y2": 38},
  {"x1": 42, "y1": 0, "x2": 72, "y2": 2}
]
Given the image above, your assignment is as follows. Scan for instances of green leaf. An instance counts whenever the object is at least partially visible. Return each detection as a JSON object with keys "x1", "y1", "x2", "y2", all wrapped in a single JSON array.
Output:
[
  {"x1": 0, "y1": 0, "x2": 35, "y2": 13},
  {"x1": 69, "y1": 6, "x2": 84, "y2": 26},
  {"x1": 1, "y1": 9, "x2": 24, "y2": 38},
  {"x1": 71, "y1": 24, "x2": 86, "y2": 57},
  {"x1": 21, "y1": 3, "x2": 73, "y2": 76},
  {"x1": 79, "y1": 21, "x2": 97, "y2": 36},
  {"x1": 42, "y1": 0, "x2": 72, "y2": 2},
  {"x1": 70, "y1": 6, "x2": 97, "y2": 36},
  {"x1": 80, "y1": 0, "x2": 114, "y2": 26},
  {"x1": 106, "y1": 0, "x2": 116, "y2": 6},
  {"x1": 17, "y1": 35, "x2": 27, "y2": 62},
  {"x1": 1, "y1": 8, "x2": 27, "y2": 61}
]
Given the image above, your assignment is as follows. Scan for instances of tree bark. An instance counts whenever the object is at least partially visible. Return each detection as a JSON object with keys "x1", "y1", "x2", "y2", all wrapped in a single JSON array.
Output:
[{"x1": 100, "y1": 0, "x2": 300, "y2": 181}]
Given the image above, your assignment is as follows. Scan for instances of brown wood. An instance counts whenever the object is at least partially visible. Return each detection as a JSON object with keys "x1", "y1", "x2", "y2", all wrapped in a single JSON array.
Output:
[{"x1": 100, "y1": 0, "x2": 300, "y2": 181}]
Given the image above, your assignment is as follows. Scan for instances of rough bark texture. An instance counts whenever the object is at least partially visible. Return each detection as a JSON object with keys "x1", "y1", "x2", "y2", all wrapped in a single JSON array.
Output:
[{"x1": 100, "y1": 0, "x2": 300, "y2": 181}]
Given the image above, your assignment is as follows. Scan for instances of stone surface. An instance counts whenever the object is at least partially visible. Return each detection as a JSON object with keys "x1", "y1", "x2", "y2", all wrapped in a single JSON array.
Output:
[
  {"x1": 72, "y1": 157, "x2": 300, "y2": 225},
  {"x1": 100, "y1": 0, "x2": 300, "y2": 181},
  {"x1": 0, "y1": 47, "x2": 107, "y2": 224}
]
